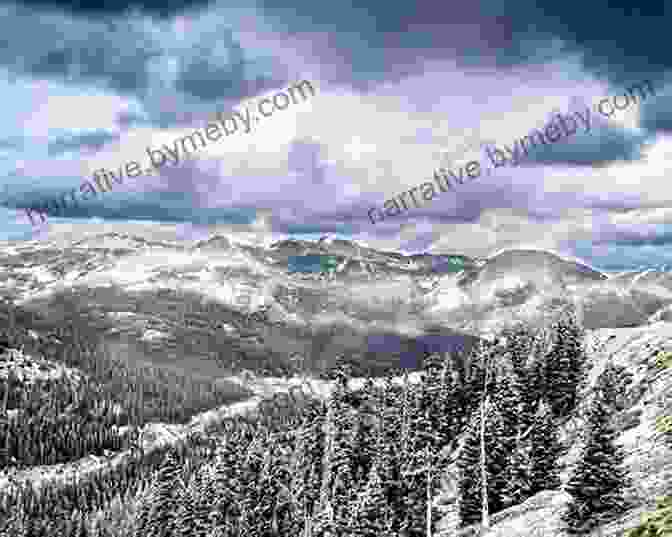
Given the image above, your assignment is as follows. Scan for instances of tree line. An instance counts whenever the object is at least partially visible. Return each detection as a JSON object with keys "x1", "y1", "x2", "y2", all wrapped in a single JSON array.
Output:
[{"x1": 0, "y1": 307, "x2": 642, "y2": 536}]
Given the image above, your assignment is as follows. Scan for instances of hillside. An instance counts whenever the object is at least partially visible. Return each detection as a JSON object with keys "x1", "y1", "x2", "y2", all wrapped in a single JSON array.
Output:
[
  {"x1": 436, "y1": 321, "x2": 671, "y2": 537},
  {"x1": 0, "y1": 228, "x2": 670, "y2": 537}
]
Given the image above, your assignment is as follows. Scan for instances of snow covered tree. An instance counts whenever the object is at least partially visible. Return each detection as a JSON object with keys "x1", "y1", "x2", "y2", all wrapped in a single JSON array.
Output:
[
  {"x1": 421, "y1": 353, "x2": 453, "y2": 448},
  {"x1": 377, "y1": 375, "x2": 406, "y2": 533},
  {"x1": 210, "y1": 441, "x2": 243, "y2": 535},
  {"x1": 543, "y1": 310, "x2": 586, "y2": 418},
  {"x1": 528, "y1": 401, "x2": 563, "y2": 495},
  {"x1": 175, "y1": 465, "x2": 214, "y2": 537},
  {"x1": 315, "y1": 379, "x2": 357, "y2": 537},
  {"x1": 502, "y1": 323, "x2": 544, "y2": 416},
  {"x1": 313, "y1": 498, "x2": 336, "y2": 537},
  {"x1": 349, "y1": 462, "x2": 393, "y2": 537},
  {"x1": 491, "y1": 358, "x2": 526, "y2": 452},
  {"x1": 501, "y1": 323, "x2": 537, "y2": 374},
  {"x1": 400, "y1": 358, "x2": 447, "y2": 537},
  {"x1": 596, "y1": 362, "x2": 634, "y2": 412},
  {"x1": 351, "y1": 378, "x2": 378, "y2": 483},
  {"x1": 288, "y1": 418, "x2": 312, "y2": 534},
  {"x1": 456, "y1": 403, "x2": 509, "y2": 528},
  {"x1": 237, "y1": 430, "x2": 268, "y2": 536},
  {"x1": 501, "y1": 399, "x2": 562, "y2": 508},
  {"x1": 143, "y1": 448, "x2": 183, "y2": 537},
  {"x1": 563, "y1": 366, "x2": 630, "y2": 534},
  {"x1": 331, "y1": 400, "x2": 357, "y2": 535}
]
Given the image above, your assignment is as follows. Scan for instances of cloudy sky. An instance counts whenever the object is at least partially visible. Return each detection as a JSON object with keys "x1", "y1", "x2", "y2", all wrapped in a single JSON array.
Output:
[{"x1": 1, "y1": 0, "x2": 671, "y2": 271}]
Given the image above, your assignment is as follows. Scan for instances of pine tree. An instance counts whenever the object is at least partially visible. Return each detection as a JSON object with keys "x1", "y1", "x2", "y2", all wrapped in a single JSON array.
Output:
[
  {"x1": 176, "y1": 466, "x2": 213, "y2": 537},
  {"x1": 491, "y1": 357, "x2": 526, "y2": 455},
  {"x1": 501, "y1": 437, "x2": 534, "y2": 509},
  {"x1": 251, "y1": 434, "x2": 293, "y2": 537},
  {"x1": 288, "y1": 421, "x2": 311, "y2": 535},
  {"x1": 315, "y1": 379, "x2": 356, "y2": 537},
  {"x1": 421, "y1": 353, "x2": 452, "y2": 449},
  {"x1": 175, "y1": 477, "x2": 199, "y2": 537},
  {"x1": 210, "y1": 442, "x2": 243, "y2": 535},
  {"x1": 563, "y1": 366, "x2": 630, "y2": 535},
  {"x1": 271, "y1": 434, "x2": 295, "y2": 537},
  {"x1": 304, "y1": 402, "x2": 328, "y2": 520},
  {"x1": 351, "y1": 378, "x2": 377, "y2": 484},
  {"x1": 400, "y1": 359, "x2": 446, "y2": 537},
  {"x1": 0, "y1": 505, "x2": 25, "y2": 537},
  {"x1": 501, "y1": 323, "x2": 536, "y2": 374},
  {"x1": 313, "y1": 498, "x2": 336, "y2": 537},
  {"x1": 330, "y1": 388, "x2": 357, "y2": 536},
  {"x1": 528, "y1": 401, "x2": 563, "y2": 495},
  {"x1": 378, "y1": 375, "x2": 406, "y2": 533},
  {"x1": 595, "y1": 362, "x2": 633, "y2": 412},
  {"x1": 502, "y1": 323, "x2": 543, "y2": 416},
  {"x1": 495, "y1": 346, "x2": 546, "y2": 509},
  {"x1": 237, "y1": 430, "x2": 268, "y2": 536},
  {"x1": 133, "y1": 484, "x2": 153, "y2": 537},
  {"x1": 501, "y1": 400, "x2": 562, "y2": 508},
  {"x1": 143, "y1": 448, "x2": 183, "y2": 537},
  {"x1": 349, "y1": 462, "x2": 392, "y2": 537},
  {"x1": 543, "y1": 309, "x2": 586, "y2": 418},
  {"x1": 436, "y1": 351, "x2": 466, "y2": 444},
  {"x1": 456, "y1": 403, "x2": 509, "y2": 528}
]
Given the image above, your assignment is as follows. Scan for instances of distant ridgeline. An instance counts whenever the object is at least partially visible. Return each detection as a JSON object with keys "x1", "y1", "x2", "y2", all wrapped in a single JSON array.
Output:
[
  {"x1": 286, "y1": 254, "x2": 467, "y2": 274},
  {"x1": 287, "y1": 255, "x2": 338, "y2": 273}
]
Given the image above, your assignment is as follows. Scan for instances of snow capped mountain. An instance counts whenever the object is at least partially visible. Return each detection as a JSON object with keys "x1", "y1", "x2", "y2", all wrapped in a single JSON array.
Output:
[
  {"x1": 1, "y1": 228, "x2": 670, "y2": 537},
  {"x1": 4, "y1": 233, "x2": 672, "y2": 354}
]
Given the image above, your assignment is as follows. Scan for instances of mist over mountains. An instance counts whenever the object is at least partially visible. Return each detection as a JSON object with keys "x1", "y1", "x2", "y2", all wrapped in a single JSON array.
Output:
[{"x1": 2, "y1": 227, "x2": 672, "y2": 377}]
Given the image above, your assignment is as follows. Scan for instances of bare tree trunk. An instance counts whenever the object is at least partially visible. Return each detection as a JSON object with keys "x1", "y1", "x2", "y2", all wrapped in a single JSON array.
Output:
[
  {"x1": 480, "y1": 396, "x2": 489, "y2": 530},
  {"x1": 1, "y1": 375, "x2": 9, "y2": 413},
  {"x1": 426, "y1": 452, "x2": 433, "y2": 537},
  {"x1": 481, "y1": 347, "x2": 492, "y2": 530},
  {"x1": 304, "y1": 513, "x2": 312, "y2": 537}
]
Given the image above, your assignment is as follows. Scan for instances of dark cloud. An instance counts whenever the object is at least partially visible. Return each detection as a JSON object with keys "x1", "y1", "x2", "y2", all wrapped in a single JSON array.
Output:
[
  {"x1": 491, "y1": 0, "x2": 671, "y2": 86},
  {"x1": 254, "y1": 1, "x2": 519, "y2": 88},
  {"x1": 0, "y1": 3, "x2": 283, "y2": 129},
  {"x1": 640, "y1": 88, "x2": 672, "y2": 134},
  {"x1": 8, "y1": 187, "x2": 257, "y2": 224},
  {"x1": 47, "y1": 130, "x2": 120, "y2": 156},
  {"x1": 253, "y1": 0, "x2": 672, "y2": 106},
  {"x1": 6, "y1": 0, "x2": 213, "y2": 17},
  {"x1": 0, "y1": 7, "x2": 158, "y2": 95},
  {"x1": 174, "y1": 37, "x2": 285, "y2": 101},
  {"x1": 519, "y1": 125, "x2": 649, "y2": 167}
]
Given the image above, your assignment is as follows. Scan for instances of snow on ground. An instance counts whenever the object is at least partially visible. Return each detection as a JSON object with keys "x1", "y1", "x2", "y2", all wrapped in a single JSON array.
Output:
[
  {"x1": 14, "y1": 265, "x2": 56, "y2": 285},
  {"x1": 0, "y1": 372, "x2": 328, "y2": 495},
  {"x1": 4, "y1": 236, "x2": 275, "y2": 308},
  {"x1": 140, "y1": 329, "x2": 171, "y2": 342},
  {"x1": 0, "y1": 368, "x2": 426, "y2": 497},
  {"x1": 428, "y1": 281, "x2": 469, "y2": 312},
  {"x1": 0, "y1": 348, "x2": 83, "y2": 384}
]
